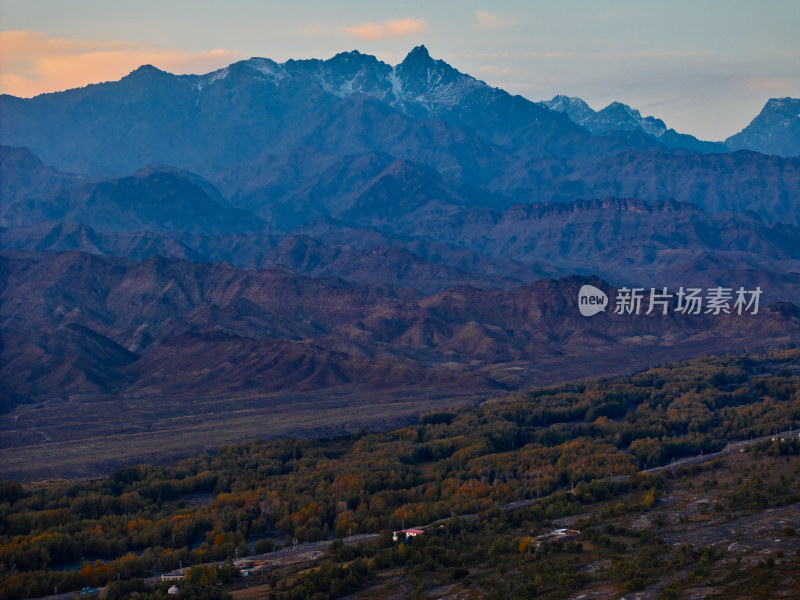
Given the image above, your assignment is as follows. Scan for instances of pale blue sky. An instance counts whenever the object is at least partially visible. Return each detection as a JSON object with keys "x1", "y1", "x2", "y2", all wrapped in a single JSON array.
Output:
[{"x1": 2, "y1": 0, "x2": 798, "y2": 140}]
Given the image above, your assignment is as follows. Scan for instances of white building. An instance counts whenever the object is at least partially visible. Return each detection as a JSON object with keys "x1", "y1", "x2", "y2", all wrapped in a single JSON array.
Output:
[{"x1": 393, "y1": 528, "x2": 424, "y2": 541}]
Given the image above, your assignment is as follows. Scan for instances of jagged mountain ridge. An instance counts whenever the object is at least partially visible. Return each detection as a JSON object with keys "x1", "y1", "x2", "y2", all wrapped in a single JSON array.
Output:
[
  {"x1": 541, "y1": 95, "x2": 727, "y2": 153},
  {"x1": 0, "y1": 47, "x2": 581, "y2": 178},
  {"x1": 0, "y1": 45, "x2": 731, "y2": 181},
  {"x1": 544, "y1": 94, "x2": 800, "y2": 158},
  {"x1": 2, "y1": 47, "x2": 798, "y2": 224},
  {"x1": 726, "y1": 97, "x2": 800, "y2": 158}
]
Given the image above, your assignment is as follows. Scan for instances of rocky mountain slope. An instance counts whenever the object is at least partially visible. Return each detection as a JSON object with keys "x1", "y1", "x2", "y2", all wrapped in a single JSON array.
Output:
[
  {"x1": 541, "y1": 95, "x2": 727, "y2": 153},
  {"x1": 726, "y1": 97, "x2": 800, "y2": 157},
  {"x1": 2, "y1": 251, "x2": 798, "y2": 414}
]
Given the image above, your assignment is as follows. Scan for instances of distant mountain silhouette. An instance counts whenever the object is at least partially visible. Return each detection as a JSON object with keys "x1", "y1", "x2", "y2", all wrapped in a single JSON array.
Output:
[
  {"x1": 2, "y1": 48, "x2": 798, "y2": 225},
  {"x1": 1, "y1": 165, "x2": 266, "y2": 234},
  {"x1": 541, "y1": 95, "x2": 727, "y2": 152},
  {"x1": 726, "y1": 97, "x2": 800, "y2": 158}
]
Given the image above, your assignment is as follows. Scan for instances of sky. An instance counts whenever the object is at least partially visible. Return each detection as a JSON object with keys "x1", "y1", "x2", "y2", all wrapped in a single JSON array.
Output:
[{"x1": 1, "y1": 0, "x2": 798, "y2": 141}]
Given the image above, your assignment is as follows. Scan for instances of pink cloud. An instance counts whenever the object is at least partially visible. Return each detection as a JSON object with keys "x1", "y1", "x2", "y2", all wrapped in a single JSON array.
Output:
[
  {"x1": 341, "y1": 18, "x2": 427, "y2": 40},
  {"x1": 475, "y1": 10, "x2": 514, "y2": 30},
  {"x1": 742, "y1": 76, "x2": 797, "y2": 91},
  {"x1": 299, "y1": 24, "x2": 327, "y2": 36},
  {"x1": 0, "y1": 31, "x2": 240, "y2": 97}
]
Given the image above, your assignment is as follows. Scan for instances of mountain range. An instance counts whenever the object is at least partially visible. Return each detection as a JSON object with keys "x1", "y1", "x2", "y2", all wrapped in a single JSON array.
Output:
[
  {"x1": 540, "y1": 95, "x2": 727, "y2": 153},
  {"x1": 3, "y1": 143, "x2": 799, "y2": 298},
  {"x1": 3, "y1": 250, "x2": 798, "y2": 411},
  {"x1": 1, "y1": 46, "x2": 799, "y2": 475},
  {"x1": 1, "y1": 46, "x2": 798, "y2": 176}
]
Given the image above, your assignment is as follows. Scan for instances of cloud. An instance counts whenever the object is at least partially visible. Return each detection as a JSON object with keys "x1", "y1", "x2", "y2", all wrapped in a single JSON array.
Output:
[
  {"x1": 299, "y1": 24, "x2": 327, "y2": 36},
  {"x1": 0, "y1": 31, "x2": 240, "y2": 97},
  {"x1": 341, "y1": 18, "x2": 427, "y2": 40},
  {"x1": 475, "y1": 10, "x2": 514, "y2": 30},
  {"x1": 478, "y1": 65, "x2": 514, "y2": 75},
  {"x1": 741, "y1": 76, "x2": 797, "y2": 91}
]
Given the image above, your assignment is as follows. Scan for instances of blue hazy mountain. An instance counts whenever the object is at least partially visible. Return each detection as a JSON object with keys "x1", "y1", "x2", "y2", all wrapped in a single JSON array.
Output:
[
  {"x1": 541, "y1": 95, "x2": 727, "y2": 152},
  {"x1": 0, "y1": 46, "x2": 680, "y2": 179},
  {"x1": 726, "y1": 97, "x2": 800, "y2": 158},
  {"x1": 2, "y1": 46, "x2": 796, "y2": 212},
  {"x1": 540, "y1": 95, "x2": 800, "y2": 159},
  {"x1": 1, "y1": 160, "x2": 266, "y2": 235}
]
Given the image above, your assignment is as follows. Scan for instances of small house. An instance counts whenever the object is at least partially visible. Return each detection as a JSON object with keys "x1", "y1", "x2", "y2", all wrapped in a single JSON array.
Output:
[{"x1": 393, "y1": 528, "x2": 424, "y2": 541}]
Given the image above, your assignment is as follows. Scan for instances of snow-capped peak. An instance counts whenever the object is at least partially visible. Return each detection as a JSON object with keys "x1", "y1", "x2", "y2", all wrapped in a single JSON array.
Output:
[
  {"x1": 241, "y1": 57, "x2": 288, "y2": 81},
  {"x1": 542, "y1": 96, "x2": 667, "y2": 137}
]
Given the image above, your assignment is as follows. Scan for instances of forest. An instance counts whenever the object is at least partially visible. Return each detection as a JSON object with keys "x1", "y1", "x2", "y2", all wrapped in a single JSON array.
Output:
[{"x1": 1, "y1": 349, "x2": 799, "y2": 599}]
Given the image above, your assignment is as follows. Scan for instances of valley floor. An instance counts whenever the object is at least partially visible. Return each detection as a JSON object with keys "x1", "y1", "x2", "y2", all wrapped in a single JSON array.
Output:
[{"x1": 0, "y1": 389, "x2": 489, "y2": 482}]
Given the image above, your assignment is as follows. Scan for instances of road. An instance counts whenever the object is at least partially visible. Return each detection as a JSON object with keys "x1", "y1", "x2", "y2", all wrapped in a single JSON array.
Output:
[
  {"x1": 646, "y1": 427, "x2": 799, "y2": 474},
  {"x1": 149, "y1": 533, "x2": 380, "y2": 583}
]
